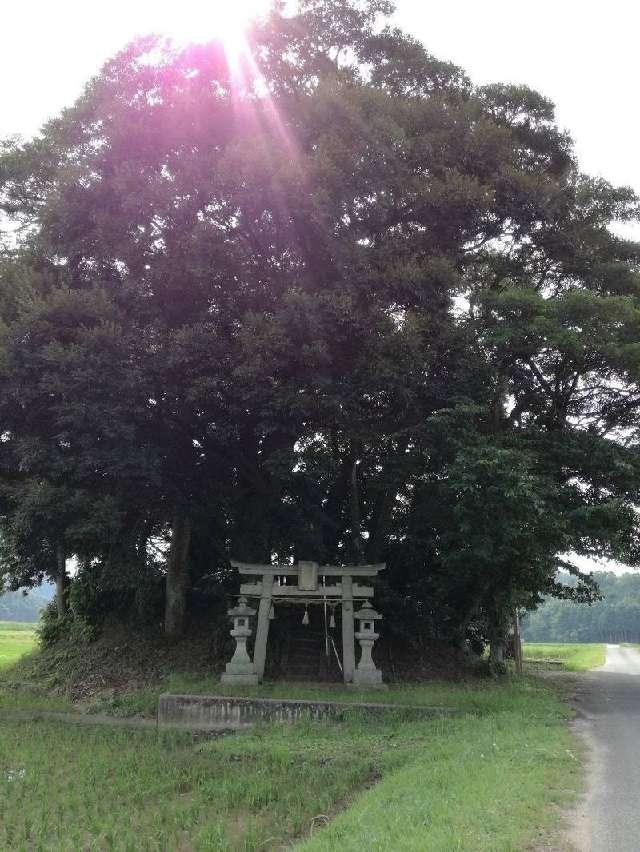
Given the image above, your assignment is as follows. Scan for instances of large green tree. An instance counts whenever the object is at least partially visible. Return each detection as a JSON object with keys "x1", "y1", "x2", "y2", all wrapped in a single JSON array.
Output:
[{"x1": 0, "y1": 0, "x2": 639, "y2": 654}]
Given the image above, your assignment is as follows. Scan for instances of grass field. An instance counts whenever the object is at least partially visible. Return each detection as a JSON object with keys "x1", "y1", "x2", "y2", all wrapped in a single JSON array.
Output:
[
  {"x1": 0, "y1": 621, "x2": 37, "y2": 671},
  {"x1": 0, "y1": 678, "x2": 581, "y2": 851},
  {"x1": 523, "y1": 642, "x2": 606, "y2": 671},
  {"x1": 0, "y1": 622, "x2": 586, "y2": 851},
  {"x1": 0, "y1": 626, "x2": 588, "y2": 849}
]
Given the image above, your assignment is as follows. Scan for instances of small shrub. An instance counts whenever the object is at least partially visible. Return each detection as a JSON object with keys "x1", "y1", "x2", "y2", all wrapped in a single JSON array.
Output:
[{"x1": 37, "y1": 601, "x2": 97, "y2": 648}]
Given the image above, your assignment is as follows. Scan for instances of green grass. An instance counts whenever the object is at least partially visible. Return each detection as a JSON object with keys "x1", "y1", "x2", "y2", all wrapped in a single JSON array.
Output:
[
  {"x1": 0, "y1": 621, "x2": 37, "y2": 671},
  {"x1": 299, "y1": 681, "x2": 581, "y2": 851},
  {"x1": 0, "y1": 621, "x2": 37, "y2": 632},
  {"x1": 0, "y1": 628, "x2": 587, "y2": 849},
  {"x1": 80, "y1": 673, "x2": 532, "y2": 719},
  {"x1": 0, "y1": 716, "x2": 388, "y2": 850},
  {"x1": 523, "y1": 642, "x2": 606, "y2": 671},
  {"x1": 0, "y1": 676, "x2": 582, "y2": 850},
  {"x1": 0, "y1": 622, "x2": 74, "y2": 712}
]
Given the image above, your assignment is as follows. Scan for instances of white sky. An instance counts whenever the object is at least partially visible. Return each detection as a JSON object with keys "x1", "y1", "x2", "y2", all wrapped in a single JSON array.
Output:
[{"x1": 2, "y1": 0, "x2": 639, "y2": 575}]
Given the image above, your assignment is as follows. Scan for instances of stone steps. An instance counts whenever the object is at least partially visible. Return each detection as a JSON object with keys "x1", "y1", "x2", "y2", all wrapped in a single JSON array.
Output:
[{"x1": 283, "y1": 628, "x2": 341, "y2": 681}]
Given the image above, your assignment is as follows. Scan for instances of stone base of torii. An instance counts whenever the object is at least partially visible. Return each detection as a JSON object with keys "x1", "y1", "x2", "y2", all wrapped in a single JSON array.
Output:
[{"x1": 221, "y1": 560, "x2": 385, "y2": 687}]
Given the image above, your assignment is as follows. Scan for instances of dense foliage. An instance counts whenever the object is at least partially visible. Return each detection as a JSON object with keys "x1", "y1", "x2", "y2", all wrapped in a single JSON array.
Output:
[
  {"x1": 524, "y1": 572, "x2": 640, "y2": 643},
  {"x1": 0, "y1": 0, "x2": 639, "y2": 664}
]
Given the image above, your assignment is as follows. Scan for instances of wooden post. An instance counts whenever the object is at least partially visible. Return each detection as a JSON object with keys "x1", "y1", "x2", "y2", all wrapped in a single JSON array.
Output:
[
  {"x1": 341, "y1": 574, "x2": 356, "y2": 683},
  {"x1": 253, "y1": 574, "x2": 274, "y2": 682}
]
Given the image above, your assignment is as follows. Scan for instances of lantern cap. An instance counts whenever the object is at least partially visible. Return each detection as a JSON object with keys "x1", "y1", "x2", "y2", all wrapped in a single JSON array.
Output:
[
  {"x1": 356, "y1": 606, "x2": 382, "y2": 621},
  {"x1": 228, "y1": 596, "x2": 256, "y2": 618}
]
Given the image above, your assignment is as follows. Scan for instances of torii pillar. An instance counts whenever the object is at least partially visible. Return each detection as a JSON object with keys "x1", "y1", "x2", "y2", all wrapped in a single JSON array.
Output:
[
  {"x1": 341, "y1": 573, "x2": 356, "y2": 683},
  {"x1": 253, "y1": 572, "x2": 274, "y2": 683}
]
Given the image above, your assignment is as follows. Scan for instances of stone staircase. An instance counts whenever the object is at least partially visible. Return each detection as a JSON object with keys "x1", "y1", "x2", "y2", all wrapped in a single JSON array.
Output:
[{"x1": 282, "y1": 628, "x2": 342, "y2": 682}]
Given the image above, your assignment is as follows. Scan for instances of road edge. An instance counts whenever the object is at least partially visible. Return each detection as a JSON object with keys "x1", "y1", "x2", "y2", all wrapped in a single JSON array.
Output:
[{"x1": 559, "y1": 655, "x2": 609, "y2": 852}]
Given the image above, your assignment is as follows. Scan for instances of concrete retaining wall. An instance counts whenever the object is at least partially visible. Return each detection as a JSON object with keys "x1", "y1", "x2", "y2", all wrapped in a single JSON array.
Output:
[{"x1": 157, "y1": 693, "x2": 455, "y2": 731}]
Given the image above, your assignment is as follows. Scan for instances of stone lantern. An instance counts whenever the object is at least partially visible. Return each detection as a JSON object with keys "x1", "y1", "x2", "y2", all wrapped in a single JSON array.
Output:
[
  {"x1": 353, "y1": 605, "x2": 384, "y2": 687},
  {"x1": 221, "y1": 597, "x2": 259, "y2": 685}
]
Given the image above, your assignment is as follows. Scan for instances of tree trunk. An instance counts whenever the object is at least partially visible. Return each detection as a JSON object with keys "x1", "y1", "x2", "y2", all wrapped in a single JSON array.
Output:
[
  {"x1": 322, "y1": 453, "x2": 354, "y2": 556},
  {"x1": 513, "y1": 609, "x2": 524, "y2": 675},
  {"x1": 489, "y1": 630, "x2": 506, "y2": 674},
  {"x1": 55, "y1": 543, "x2": 67, "y2": 618},
  {"x1": 350, "y1": 459, "x2": 364, "y2": 561},
  {"x1": 488, "y1": 601, "x2": 509, "y2": 676},
  {"x1": 164, "y1": 512, "x2": 192, "y2": 638}
]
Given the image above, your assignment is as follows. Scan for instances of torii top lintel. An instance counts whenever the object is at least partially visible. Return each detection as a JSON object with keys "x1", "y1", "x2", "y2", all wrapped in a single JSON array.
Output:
[
  {"x1": 230, "y1": 560, "x2": 385, "y2": 577},
  {"x1": 230, "y1": 560, "x2": 385, "y2": 596}
]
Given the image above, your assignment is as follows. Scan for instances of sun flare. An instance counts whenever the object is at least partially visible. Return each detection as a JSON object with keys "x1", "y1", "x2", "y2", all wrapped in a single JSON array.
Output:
[{"x1": 157, "y1": 0, "x2": 271, "y2": 47}]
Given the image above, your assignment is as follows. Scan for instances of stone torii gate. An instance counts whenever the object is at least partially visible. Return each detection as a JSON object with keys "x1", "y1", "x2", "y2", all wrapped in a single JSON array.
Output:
[{"x1": 221, "y1": 560, "x2": 385, "y2": 686}]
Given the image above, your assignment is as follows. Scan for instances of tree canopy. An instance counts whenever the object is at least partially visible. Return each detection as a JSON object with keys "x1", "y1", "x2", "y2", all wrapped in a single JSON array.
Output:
[{"x1": 0, "y1": 0, "x2": 639, "y2": 661}]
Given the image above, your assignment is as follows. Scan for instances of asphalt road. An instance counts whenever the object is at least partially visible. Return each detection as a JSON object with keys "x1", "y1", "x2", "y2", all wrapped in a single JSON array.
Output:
[{"x1": 572, "y1": 644, "x2": 640, "y2": 851}]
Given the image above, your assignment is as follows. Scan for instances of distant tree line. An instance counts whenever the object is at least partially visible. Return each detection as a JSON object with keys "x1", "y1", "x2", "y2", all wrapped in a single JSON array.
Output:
[
  {"x1": 0, "y1": 585, "x2": 53, "y2": 623},
  {"x1": 524, "y1": 572, "x2": 640, "y2": 644},
  {"x1": 0, "y1": 1, "x2": 639, "y2": 670}
]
